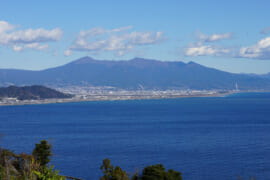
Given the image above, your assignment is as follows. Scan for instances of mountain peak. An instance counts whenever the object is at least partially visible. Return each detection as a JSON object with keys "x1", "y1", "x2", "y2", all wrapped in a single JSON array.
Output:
[
  {"x1": 72, "y1": 56, "x2": 96, "y2": 64},
  {"x1": 187, "y1": 61, "x2": 198, "y2": 65},
  {"x1": 131, "y1": 57, "x2": 149, "y2": 61},
  {"x1": 130, "y1": 57, "x2": 159, "y2": 63},
  {"x1": 186, "y1": 61, "x2": 203, "y2": 67}
]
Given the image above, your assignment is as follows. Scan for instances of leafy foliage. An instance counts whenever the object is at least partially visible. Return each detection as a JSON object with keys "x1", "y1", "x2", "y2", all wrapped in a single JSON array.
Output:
[
  {"x1": 32, "y1": 140, "x2": 52, "y2": 167},
  {"x1": 0, "y1": 140, "x2": 64, "y2": 180},
  {"x1": 34, "y1": 166, "x2": 65, "y2": 180},
  {"x1": 100, "y1": 159, "x2": 182, "y2": 180},
  {"x1": 132, "y1": 164, "x2": 182, "y2": 180},
  {"x1": 100, "y1": 158, "x2": 129, "y2": 180},
  {"x1": 1, "y1": 139, "x2": 183, "y2": 180}
]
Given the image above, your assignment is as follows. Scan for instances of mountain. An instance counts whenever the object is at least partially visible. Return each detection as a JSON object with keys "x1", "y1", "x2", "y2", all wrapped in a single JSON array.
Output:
[
  {"x1": 0, "y1": 85, "x2": 73, "y2": 100},
  {"x1": 0, "y1": 56, "x2": 270, "y2": 90},
  {"x1": 262, "y1": 73, "x2": 270, "y2": 79},
  {"x1": 245, "y1": 72, "x2": 270, "y2": 80}
]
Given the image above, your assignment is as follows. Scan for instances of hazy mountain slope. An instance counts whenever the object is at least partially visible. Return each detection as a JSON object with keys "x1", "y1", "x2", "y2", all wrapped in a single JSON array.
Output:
[
  {"x1": 262, "y1": 73, "x2": 270, "y2": 79},
  {"x1": 0, "y1": 56, "x2": 270, "y2": 90}
]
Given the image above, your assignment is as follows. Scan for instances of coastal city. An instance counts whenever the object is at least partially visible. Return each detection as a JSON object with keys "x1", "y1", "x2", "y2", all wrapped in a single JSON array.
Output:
[{"x1": 0, "y1": 86, "x2": 231, "y2": 106}]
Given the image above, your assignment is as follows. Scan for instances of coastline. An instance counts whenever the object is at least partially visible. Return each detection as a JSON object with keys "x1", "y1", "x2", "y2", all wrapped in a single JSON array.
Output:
[
  {"x1": 0, "y1": 91, "x2": 237, "y2": 106},
  {"x1": 2, "y1": 90, "x2": 269, "y2": 107}
]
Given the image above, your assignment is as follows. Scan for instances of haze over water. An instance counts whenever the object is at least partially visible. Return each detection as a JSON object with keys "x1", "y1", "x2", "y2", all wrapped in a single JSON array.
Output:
[{"x1": 1, "y1": 92, "x2": 270, "y2": 180}]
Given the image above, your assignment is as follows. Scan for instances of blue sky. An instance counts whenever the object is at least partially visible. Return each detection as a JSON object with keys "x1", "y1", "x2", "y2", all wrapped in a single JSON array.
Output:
[{"x1": 1, "y1": 0, "x2": 270, "y2": 74}]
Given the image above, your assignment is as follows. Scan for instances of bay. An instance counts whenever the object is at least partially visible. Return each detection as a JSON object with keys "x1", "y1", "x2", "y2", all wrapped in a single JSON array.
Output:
[{"x1": 1, "y1": 93, "x2": 270, "y2": 180}]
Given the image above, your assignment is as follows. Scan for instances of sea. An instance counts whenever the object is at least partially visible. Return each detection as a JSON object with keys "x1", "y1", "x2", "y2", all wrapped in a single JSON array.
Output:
[{"x1": 1, "y1": 92, "x2": 270, "y2": 180}]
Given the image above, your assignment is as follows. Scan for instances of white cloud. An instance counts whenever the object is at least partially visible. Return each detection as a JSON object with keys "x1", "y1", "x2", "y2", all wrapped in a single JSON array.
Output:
[
  {"x1": 110, "y1": 26, "x2": 133, "y2": 33},
  {"x1": 0, "y1": 20, "x2": 63, "y2": 52},
  {"x1": 239, "y1": 37, "x2": 270, "y2": 59},
  {"x1": 25, "y1": 43, "x2": 48, "y2": 50},
  {"x1": 13, "y1": 45, "x2": 23, "y2": 52},
  {"x1": 261, "y1": 27, "x2": 270, "y2": 35},
  {"x1": 184, "y1": 33, "x2": 270, "y2": 59},
  {"x1": 196, "y1": 31, "x2": 232, "y2": 42},
  {"x1": 67, "y1": 26, "x2": 165, "y2": 56},
  {"x1": 77, "y1": 26, "x2": 133, "y2": 38},
  {"x1": 64, "y1": 49, "x2": 72, "y2": 56},
  {"x1": 183, "y1": 31, "x2": 234, "y2": 57},
  {"x1": 12, "y1": 43, "x2": 49, "y2": 52},
  {"x1": 184, "y1": 43, "x2": 230, "y2": 57},
  {"x1": 128, "y1": 31, "x2": 163, "y2": 45},
  {"x1": 0, "y1": 21, "x2": 14, "y2": 33},
  {"x1": 4, "y1": 28, "x2": 62, "y2": 44}
]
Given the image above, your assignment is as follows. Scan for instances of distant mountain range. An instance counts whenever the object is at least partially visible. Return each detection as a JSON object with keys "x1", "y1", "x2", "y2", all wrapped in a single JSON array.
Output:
[
  {"x1": 261, "y1": 73, "x2": 270, "y2": 79},
  {"x1": 0, "y1": 56, "x2": 270, "y2": 90},
  {"x1": 0, "y1": 85, "x2": 72, "y2": 100}
]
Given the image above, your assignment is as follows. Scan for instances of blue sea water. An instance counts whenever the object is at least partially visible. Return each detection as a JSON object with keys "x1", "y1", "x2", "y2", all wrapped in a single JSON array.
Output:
[{"x1": 1, "y1": 92, "x2": 270, "y2": 180}]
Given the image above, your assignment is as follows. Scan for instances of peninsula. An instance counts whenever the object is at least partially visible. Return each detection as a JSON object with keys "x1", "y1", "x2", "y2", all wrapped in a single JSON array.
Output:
[{"x1": 0, "y1": 85, "x2": 73, "y2": 105}]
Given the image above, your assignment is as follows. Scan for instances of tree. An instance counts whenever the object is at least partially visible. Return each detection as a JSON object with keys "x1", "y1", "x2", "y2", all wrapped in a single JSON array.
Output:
[
  {"x1": 139, "y1": 164, "x2": 182, "y2": 180},
  {"x1": 0, "y1": 139, "x2": 65, "y2": 180},
  {"x1": 111, "y1": 166, "x2": 129, "y2": 180},
  {"x1": 100, "y1": 158, "x2": 114, "y2": 180},
  {"x1": 32, "y1": 140, "x2": 52, "y2": 167},
  {"x1": 166, "y1": 169, "x2": 182, "y2": 180},
  {"x1": 100, "y1": 159, "x2": 182, "y2": 180},
  {"x1": 100, "y1": 158, "x2": 129, "y2": 180},
  {"x1": 141, "y1": 164, "x2": 165, "y2": 180}
]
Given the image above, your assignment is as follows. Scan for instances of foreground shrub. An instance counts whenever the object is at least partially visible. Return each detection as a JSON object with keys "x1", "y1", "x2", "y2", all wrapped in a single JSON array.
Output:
[
  {"x1": 0, "y1": 140, "x2": 64, "y2": 180},
  {"x1": 100, "y1": 159, "x2": 182, "y2": 180}
]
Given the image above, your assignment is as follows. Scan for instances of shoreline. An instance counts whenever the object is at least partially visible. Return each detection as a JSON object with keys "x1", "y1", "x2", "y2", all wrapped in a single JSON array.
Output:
[
  {"x1": 1, "y1": 90, "x2": 269, "y2": 107},
  {"x1": 0, "y1": 91, "x2": 237, "y2": 106}
]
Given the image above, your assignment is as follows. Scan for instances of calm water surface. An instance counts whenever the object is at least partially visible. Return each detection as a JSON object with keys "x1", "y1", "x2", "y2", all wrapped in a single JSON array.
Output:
[{"x1": 1, "y1": 93, "x2": 270, "y2": 180}]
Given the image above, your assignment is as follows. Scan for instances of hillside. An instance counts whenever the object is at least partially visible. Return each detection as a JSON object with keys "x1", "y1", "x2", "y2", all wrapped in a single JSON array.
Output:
[
  {"x1": 0, "y1": 85, "x2": 73, "y2": 100},
  {"x1": 0, "y1": 57, "x2": 270, "y2": 90},
  {"x1": 262, "y1": 73, "x2": 270, "y2": 79}
]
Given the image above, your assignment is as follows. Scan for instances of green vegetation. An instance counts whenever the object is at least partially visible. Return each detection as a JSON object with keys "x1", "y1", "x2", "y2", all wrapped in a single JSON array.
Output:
[
  {"x1": 100, "y1": 160, "x2": 182, "y2": 180},
  {"x1": 1, "y1": 140, "x2": 183, "y2": 180},
  {"x1": 0, "y1": 140, "x2": 64, "y2": 180},
  {"x1": 0, "y1": 85, "x2": 73, "y2": 100},
  {"x1": 0, "y1": 139, "x2": 258, "y2": 180},
  {"x1": 100, "y1": 158, "x2": 129, "y2": 180},
  {"x1": 139, "y1": 164, "x2": 182, "y2": 180},
  {"x1": 32, "y1": 140, "x2": 52, "y2": 167}
]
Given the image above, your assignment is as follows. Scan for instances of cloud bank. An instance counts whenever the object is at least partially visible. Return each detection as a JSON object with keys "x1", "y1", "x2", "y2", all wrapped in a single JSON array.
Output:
[
  {"x1": 65, "y1": 26, "x2": 165, "y2": 56},
  {"x1": 239, "y1": 37, "x2": 270, "y2": 59},
  {"x1": 184, "y1": 43, "x2": 230, "y2": 57},
  {"x1": 196, "y1": 32, "x2": 232, "y2": 42},
  {"x1": 2, "y1": 20, "x2": 270, "y2": 60},
  {"x1": 184, "y1": 32, "x2": 232, "y2": 57},
  {"x1": 0, "y1": 20, "x2": 63, "y2": 52}
]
